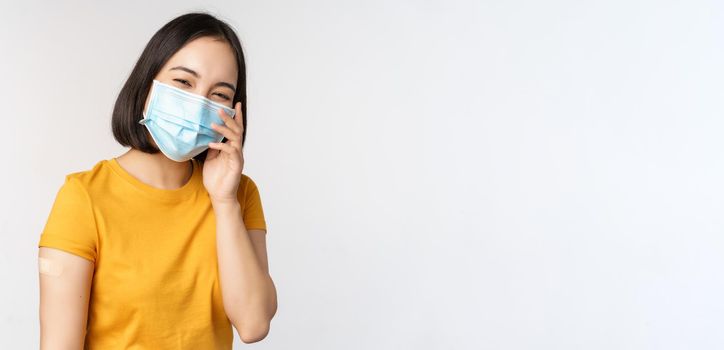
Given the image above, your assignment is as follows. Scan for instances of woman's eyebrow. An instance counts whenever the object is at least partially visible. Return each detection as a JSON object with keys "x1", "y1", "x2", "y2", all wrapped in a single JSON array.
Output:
[
  {"x1": 214, "y1": 82, "x2": 236, "y2": 91},
  {"x1": 169, "y1": 65, "x2": 236, "y2": 91}
]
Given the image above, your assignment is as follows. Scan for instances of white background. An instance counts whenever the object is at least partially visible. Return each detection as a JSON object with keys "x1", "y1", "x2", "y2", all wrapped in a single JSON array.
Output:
[{"x1": 1, "y1": 0, "x2": 723, "y2": 349}]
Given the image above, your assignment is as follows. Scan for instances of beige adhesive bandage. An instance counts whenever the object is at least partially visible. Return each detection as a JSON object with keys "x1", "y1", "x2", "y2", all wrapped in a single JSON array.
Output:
[{"x1": 39, "y1": 257, "x2": 64, "y2": 277}]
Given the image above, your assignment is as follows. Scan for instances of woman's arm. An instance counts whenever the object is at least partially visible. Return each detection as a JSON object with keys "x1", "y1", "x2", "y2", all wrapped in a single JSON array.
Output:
[
  {"x1": 213, "y1": 200, "x2": 278, "y2": 344},
  {"x1": 38, "y1": 247, "x2": 94, "y2": 350},
  {"x1": 204, "y1": 102, "x2": 277, "y2": 343}
]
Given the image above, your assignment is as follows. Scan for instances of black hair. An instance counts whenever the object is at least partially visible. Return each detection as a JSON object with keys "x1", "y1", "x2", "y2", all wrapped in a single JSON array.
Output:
[{"x1": 111, "y1": 12, "x2": 247, "y2": 163}]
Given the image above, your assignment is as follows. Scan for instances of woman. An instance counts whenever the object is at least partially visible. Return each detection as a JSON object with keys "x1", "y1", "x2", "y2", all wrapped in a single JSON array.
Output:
[{"x1": 37, "y1": 12, "x2": 277, "y2": 349}]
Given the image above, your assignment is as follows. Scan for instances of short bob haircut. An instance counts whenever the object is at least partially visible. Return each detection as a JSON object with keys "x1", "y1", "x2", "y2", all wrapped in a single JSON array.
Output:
[{"x1": 112, "y1": 12, "x2": 247, "y2": 163}]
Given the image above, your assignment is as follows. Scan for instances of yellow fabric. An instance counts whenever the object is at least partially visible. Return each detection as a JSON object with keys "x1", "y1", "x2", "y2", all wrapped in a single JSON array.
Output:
[{"x1": 38, "y1": 157, "x2": 267, "y2": 349}]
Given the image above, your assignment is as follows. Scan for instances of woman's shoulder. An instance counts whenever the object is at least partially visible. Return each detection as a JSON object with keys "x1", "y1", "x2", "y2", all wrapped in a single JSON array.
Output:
[
  {"x1": 239, "y1": 173, "x2": 262, "y2": 192},
  {"x1": 237, "y1": 173, "x2": 265, "y2": 205},
  {"x1": 60, "y1": 158, "x2": 113, "y2": 193}
]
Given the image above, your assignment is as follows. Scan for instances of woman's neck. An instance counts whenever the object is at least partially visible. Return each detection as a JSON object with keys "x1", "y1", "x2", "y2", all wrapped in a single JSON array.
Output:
[{"x1": 114, "y1": 149, "x2": 194, "y2": 190}]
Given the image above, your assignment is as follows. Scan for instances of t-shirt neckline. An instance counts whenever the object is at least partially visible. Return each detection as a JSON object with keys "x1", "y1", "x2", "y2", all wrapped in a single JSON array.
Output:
[{"x1": 107, "y1": 157, "x2": 202, "y2": 202}]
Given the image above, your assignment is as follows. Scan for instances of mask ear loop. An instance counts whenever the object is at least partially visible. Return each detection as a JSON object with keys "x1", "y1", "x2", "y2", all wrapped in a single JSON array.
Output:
[{"x1": 139, "y1": 81, "x2": 160, "y2": 124}]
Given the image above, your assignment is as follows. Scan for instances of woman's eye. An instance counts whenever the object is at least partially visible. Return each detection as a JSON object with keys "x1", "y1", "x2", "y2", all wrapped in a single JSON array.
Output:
[
  {"x1": 213, "y1": 92, "x2": 231, "y2": 101},
  {"x1": 173, "y1": 79, "x2": 192, "y2": 87}
]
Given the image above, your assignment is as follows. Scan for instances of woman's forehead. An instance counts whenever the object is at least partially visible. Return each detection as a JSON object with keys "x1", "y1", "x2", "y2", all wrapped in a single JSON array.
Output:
[{"x1": 163, "y1": 37, "x2": 238, "y2": 83}]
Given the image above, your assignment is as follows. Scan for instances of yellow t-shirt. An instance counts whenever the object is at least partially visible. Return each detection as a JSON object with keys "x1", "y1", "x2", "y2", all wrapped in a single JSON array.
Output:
[{"x1": 38, "y1": 157, "x2": 267, "y2": 349}]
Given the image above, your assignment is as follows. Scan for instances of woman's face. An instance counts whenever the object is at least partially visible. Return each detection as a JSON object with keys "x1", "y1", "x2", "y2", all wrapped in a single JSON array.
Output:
[{"x1": 144, "y1": 36, "x2": 238, "y2": 111}]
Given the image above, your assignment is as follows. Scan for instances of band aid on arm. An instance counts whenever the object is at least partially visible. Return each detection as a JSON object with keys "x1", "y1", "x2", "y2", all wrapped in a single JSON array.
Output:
[{"x1": 39, "y1": 257, "x2": 64, "y2": 277}]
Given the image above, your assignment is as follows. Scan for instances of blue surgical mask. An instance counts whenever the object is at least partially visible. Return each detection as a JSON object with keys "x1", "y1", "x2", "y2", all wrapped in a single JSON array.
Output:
[{"x1": 138, "y1": 79, "x2": 236, "y2": 162}]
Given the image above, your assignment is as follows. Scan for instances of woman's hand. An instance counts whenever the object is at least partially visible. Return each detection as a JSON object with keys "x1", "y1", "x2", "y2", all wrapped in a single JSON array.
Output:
[{"x1": 203, "y1": 101, "x2": 245, "y2": 205}]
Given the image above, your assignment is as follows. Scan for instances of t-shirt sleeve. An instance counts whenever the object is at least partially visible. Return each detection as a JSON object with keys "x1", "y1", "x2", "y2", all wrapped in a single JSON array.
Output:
[
  {"x1": 38, "y1": 176, "x2": 99, "y2": 263},
  {"x1": 240, "y1": 176, "x2": 267, "y2": 231}
]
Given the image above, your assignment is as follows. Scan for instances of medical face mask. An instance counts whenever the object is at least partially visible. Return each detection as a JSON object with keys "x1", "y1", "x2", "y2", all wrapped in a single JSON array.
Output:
[{"x1": 138, "y1": 79, "x2": 236, "y2": 162}]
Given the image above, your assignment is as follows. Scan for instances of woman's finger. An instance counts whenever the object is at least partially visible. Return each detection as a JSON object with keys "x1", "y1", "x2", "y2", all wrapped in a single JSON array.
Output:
[
  {"x1": 235, "y1": 102, "x2": 245, "y2": 150},
  {"x1": 208, "y1": 141, "x2": 238, "y2": 156},
  {"x1": 217, "y1": 108, "x2": 241, "y2": 135},
  {"x1": 210, "y1": 121, "x2": 239, "y2": 142},
  {"x1": 234, "y1": 102, "x2": 244, "y2": 129}
]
